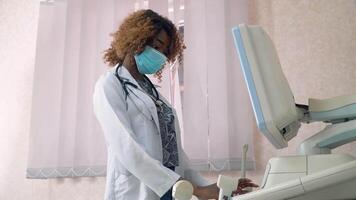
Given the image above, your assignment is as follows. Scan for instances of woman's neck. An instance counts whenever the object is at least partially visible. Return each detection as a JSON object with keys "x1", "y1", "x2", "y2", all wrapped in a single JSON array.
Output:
[{"x1": 122, "y1": 55, "x2": 144, "y2": 81}]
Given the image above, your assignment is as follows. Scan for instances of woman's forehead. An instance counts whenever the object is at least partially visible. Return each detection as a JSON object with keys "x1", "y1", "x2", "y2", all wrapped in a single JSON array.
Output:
[
  {"x1": 155, "y1": 30, "x2": 170, "y2": 45},
  {"x1": 150, "y1": 29, "x2": 171, "y2": 56}
]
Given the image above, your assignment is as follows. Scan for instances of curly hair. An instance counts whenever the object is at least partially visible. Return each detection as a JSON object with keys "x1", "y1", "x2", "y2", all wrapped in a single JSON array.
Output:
[{"x1": 103, "y1": 9, "x2": 184, "y2": 79}]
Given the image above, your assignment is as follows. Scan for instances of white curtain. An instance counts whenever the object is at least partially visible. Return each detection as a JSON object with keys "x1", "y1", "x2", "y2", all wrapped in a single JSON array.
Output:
[
  {"x1": 27, "y1": 0, "x2": 254, "y2": 179},
  {"x1": 182, "y1": 0, "x2": 255, "y2": 171},
  {"x1": 27, "y1": 0, "x2": 136, "y2": 178}
]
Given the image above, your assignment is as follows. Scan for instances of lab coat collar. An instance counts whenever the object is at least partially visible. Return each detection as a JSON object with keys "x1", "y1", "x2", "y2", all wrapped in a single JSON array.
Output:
[{"x1": 113, "y1": 64, "x2": 161, "y2": 134}]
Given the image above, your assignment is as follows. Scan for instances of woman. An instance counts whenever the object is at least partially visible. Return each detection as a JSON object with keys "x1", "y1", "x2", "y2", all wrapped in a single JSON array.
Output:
[{"x1": 93, "y1": 9, "x2": 257, "y2": 200}]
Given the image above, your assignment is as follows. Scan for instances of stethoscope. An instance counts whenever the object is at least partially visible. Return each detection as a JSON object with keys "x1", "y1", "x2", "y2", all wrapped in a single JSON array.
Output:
[{"x1": 114, "y1": 64, "x2": 164, "y2": 112}]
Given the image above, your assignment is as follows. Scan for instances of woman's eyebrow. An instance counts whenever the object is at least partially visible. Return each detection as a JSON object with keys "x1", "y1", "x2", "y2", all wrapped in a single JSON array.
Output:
[{"x1": 156, "y1": 38, "x2": 165, "y2": 45}]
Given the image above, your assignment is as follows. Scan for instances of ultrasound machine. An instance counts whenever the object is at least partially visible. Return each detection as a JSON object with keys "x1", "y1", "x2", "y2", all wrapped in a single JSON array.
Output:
[{"x1": 172, "y1": 24, "x2": 356, "y2": 200}]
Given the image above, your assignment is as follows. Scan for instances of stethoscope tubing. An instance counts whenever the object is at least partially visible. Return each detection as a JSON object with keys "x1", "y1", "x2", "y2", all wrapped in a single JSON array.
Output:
[{"x1": 114, "y1": 64, "x2": 163, "y2": 120}]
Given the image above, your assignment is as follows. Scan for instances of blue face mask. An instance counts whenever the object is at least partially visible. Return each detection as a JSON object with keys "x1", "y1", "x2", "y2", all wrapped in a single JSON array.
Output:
[{"x1": 134, "y1": 46, "x2": 167, "y2": 74}]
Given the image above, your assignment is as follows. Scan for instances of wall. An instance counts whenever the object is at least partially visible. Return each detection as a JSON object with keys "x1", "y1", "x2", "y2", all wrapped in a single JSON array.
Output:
[{"x1": 1, "y1": 0, "x2": 356, "y2": 199}]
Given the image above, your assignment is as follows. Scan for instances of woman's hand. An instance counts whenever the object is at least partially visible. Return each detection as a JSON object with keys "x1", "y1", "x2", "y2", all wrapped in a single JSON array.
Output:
[
  {"x1": 231, "y1": 178, "x2": 259, "y2": 196},
  {"x1": 184, "y1": 177, "x2": 258, "y2": 199},
  {"x1": 194, "y1": 178, "x2": 258, "y2": 199},
  {"x1": 193, "y1": 183, "x2": 219, "y2": 200}
]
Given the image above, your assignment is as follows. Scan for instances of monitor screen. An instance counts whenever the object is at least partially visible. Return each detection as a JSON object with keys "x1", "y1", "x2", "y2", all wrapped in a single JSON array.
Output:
[{"x1": 232, "y1": 24, "x2": 300, "y2": 149}]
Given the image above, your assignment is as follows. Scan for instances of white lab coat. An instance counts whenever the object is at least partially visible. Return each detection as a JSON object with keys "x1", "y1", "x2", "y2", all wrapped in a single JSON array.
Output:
[{"x1": 93, "y1": 65, "x2": 211, "y2": 200}]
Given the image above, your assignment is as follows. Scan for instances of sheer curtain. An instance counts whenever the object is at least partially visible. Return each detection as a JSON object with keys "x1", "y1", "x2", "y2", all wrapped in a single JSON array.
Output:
[
  {"x1": 27, "y1": 0, "x2": 254, "y2": 179},
  {"x1": 27, "y1": 0, "x2": 184, "y2": 179},
  {"x1": 27, "y1": 0, "x2": 136, "y2": 178},
  {"x1": 182, "y1": 0, "x2": 255, "y2": 171}
]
